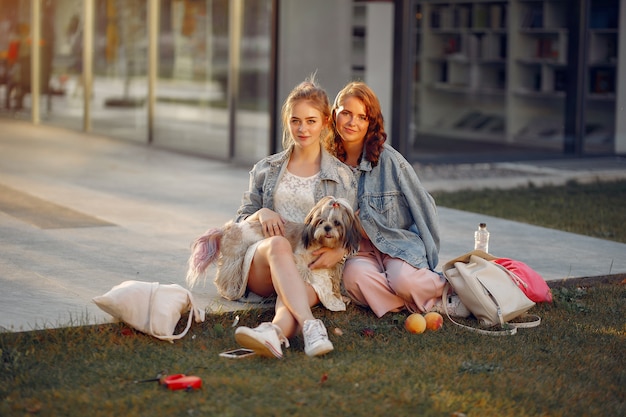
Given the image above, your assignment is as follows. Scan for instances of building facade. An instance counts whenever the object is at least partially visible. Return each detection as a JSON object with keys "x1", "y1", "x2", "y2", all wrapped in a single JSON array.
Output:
[{"x1": 0, "y1": 0, "x2": 624, "y2": 166}]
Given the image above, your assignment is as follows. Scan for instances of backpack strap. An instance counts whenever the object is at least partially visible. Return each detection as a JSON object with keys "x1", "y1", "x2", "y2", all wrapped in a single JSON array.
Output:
[{"x1": 510, "y1": 313, "x2": 541, "y2": 329}]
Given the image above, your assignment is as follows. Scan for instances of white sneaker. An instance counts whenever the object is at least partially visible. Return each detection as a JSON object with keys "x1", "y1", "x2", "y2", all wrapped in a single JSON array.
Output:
[
  {"x1": 303, "y1": 319, "x2": 334, "y2": 357},
  {"x1": 234, "y1": 322, "x2": 290, "y2": 359},
  {"x1": 432, "y1": 294, "x2": 471, "y2": 318}
]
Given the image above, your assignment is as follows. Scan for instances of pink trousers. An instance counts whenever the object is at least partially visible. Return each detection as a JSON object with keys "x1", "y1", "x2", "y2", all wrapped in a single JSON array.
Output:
[{"x1": 343, "y1": 238, "x2": 445, "y2": 317}]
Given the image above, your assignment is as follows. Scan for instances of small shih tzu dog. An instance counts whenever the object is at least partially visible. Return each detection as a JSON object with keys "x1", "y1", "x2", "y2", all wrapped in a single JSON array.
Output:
[{"x1": 186, "y1": 196, "x2": 362, "y2": 310}]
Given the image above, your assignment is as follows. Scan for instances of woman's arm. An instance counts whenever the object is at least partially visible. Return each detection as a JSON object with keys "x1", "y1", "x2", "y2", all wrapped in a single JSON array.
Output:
[
  {"x1": 246, "y1": 207, "x2": 286, "y2": 237},
  {"x1": 397, "y1": 159, "x2": 440, "y2": 270},
  {"x1": 309, "y1": 246, "x2": 349, "y2": 270}
]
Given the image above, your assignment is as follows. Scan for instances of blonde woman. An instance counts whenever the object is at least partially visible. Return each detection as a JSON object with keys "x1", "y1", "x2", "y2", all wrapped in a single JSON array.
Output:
[{"x1": 231, "y1": 78, "x2": 357, "y2": 358}]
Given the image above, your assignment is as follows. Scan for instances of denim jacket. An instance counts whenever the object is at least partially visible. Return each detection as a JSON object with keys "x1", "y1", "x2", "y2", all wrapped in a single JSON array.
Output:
[
  {"x1": 355, "y1": 143, "x2": 440, "y2": 270},
  {"x1": 235, "y1": 145, "x2": 358, "y2": 222}
]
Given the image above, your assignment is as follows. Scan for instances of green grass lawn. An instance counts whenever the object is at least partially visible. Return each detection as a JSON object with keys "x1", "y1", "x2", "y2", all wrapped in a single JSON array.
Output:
[
  {"x1": 432, "y1": 179, "x2": 626, "y2": 244},
  {"x1": 1, "y1": 180, "x2": 624, "y2": 416},
  {"x1": 1, "y1": 283, "x2": 624, "y2": 417}
]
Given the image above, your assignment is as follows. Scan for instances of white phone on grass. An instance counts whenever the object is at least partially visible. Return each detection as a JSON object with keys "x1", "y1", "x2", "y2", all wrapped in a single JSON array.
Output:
[{"x1": 219, "y1": 348, "x2": 256, "y2": 359}]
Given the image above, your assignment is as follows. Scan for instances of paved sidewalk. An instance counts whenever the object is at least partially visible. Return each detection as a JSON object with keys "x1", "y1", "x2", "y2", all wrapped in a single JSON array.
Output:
[{"x1": 1, "y1": 119, "x2": 625, "y2": 332}]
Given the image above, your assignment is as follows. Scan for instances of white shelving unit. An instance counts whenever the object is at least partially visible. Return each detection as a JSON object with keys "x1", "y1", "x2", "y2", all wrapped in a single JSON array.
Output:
[
  {"x1": 585, "y1": 0, "x2": 620, "y2": 152},
  {"x1": 417, "y1": 0, "x2": 510, "y2": 144},
  {"x1": 509, "y1": 0, "x2": 568, "y2": 149},
  {"x1": 411, "y1": 0, "x2": 623, "y2": 154}
]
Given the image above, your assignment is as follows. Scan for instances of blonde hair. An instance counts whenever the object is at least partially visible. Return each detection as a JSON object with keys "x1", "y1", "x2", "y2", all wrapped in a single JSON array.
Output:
[{"x1": 280, "y1": 76, "x2": 332, "y2": 149}]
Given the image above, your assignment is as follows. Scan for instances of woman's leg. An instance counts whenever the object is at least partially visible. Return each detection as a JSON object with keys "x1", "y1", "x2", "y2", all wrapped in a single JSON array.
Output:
[
  {"x1": 342, "y1": 239, "x2": 406, "y2": 318},
  {"x1": 383, "y1": 257, "x2": 445, "y2": 313},
  {"x1": 273, "y1": 285, "x2": 319, "y2": 338},
  {"x1": 247, "y1": 236, "x2": 319, "y2": 338},
  {"x1": 236, "y1": 236, "x2": 333, "y2": 357}
]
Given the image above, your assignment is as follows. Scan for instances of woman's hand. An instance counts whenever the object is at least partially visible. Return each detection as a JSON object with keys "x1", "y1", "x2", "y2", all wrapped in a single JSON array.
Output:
[
  {"x1": 251, "y1": 208, "x2": 285, "y2": 238},
  {"x1": 309, "y1": 246, "x2": 348, "y2": 270}
]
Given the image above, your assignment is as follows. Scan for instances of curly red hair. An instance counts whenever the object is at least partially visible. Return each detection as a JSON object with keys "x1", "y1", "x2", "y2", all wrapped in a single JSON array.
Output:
[{"x1": 325, "y1": 82, "x2": 387, "y2": 167}]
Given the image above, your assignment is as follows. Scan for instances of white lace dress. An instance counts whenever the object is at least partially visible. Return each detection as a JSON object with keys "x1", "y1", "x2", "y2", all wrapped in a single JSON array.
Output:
[
  {"x1": 273, "y1": 170, "x2": 346, "y2": 311},
  {"x1": 274, "y1": 170, "x2": 318, "y2": 222}
]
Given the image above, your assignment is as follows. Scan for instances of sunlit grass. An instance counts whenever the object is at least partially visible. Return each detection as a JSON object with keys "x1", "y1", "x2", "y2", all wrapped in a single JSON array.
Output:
[
  {"x1": 1, "y1": 282, "x2": 624, "y2": 416},
  {"x1": 432, "y1": 179, "x2": 626, "y2": 243}
]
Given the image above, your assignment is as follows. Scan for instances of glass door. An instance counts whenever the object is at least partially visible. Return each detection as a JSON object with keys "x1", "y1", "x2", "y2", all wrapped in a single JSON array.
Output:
[{"x1": 91, "y1": 0, "x2": 148, "y2": 143}]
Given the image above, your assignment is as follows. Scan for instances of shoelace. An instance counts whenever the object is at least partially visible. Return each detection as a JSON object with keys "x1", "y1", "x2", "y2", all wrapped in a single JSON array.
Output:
[
  {"x1": 303, "y1": 321, "x2": 327, "y2": 345},
  {"x1": 259, "y1": 323, "x2": 290, "y2": 348}
]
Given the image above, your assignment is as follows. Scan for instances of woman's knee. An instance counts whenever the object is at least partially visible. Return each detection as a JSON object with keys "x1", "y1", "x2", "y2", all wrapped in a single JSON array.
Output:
[
  {"x1": 265, "y1": 236, "x2": 292, "y2": 256},
  {"x1": 257, "y1": 236, "x2": 292, "y2": 262},
  {"x1": 389, "y1": 266, "x2": 443, "y2": 296},
  {"x1": 341, "y1": 262, "x2": 361, "y2": 291}
]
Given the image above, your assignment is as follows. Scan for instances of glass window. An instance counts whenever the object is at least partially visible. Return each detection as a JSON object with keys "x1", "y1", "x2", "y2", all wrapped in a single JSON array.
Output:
[
  {"x1": 91, "y1": 0, "x2": 148, "y2": 143},
  {"x1": 0, "y1": 0, "x2": 56, "y2": 122},
  {"x1": 152, "y1": 0, "x2": 231, "y2": 159},
  {"x1": 38, "y1": 0, "x2": 87, "y2": 131},
  {"x1": 231, "y1": 0, "x2": 272, "y2": 165}
]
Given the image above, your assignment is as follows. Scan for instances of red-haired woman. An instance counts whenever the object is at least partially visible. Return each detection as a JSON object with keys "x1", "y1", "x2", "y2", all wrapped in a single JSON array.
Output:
[{"x1": 325, "y1": 81, "x2": 468, "y2": 318}]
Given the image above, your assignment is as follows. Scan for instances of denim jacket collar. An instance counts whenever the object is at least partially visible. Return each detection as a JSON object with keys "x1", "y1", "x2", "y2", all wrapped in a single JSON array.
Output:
[{"x1": 267, "y1": 144, "x2": 346, "y2": 184}]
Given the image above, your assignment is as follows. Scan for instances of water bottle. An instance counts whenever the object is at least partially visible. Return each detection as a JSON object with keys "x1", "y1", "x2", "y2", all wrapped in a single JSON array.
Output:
[{"x1": 474, "y1": 223, "x2": 489, "y2": 253}]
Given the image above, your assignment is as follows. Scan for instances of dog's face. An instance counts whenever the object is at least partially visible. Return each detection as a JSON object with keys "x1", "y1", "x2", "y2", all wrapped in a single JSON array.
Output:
[{"x1": 302, "y1": 196, "x2": 362, "y2": 252}]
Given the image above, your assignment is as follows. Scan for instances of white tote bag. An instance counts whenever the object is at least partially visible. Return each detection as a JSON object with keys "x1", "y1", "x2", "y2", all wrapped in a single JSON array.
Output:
[{"x1": 93, "y1": 280, "x2": 206, "y2": 342}]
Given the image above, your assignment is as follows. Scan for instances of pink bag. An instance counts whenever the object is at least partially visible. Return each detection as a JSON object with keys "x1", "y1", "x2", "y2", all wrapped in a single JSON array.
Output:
[{"x1": 493, "y1": 258, "x2": 553, "y2": 303}]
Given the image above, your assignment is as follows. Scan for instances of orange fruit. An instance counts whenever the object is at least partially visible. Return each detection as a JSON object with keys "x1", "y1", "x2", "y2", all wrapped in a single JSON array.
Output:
[{"x1": 405, "y1": 313, "x2": 426, "y2": 334}]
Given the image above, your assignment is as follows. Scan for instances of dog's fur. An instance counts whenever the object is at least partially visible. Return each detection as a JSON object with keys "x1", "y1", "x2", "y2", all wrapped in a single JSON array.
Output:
[{"x1": 186, "y1": 196, "x2": 362, "y2": 305}]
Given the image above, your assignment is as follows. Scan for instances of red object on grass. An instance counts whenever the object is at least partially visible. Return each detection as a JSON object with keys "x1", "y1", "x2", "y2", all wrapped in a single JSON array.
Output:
[{"x1": 162, "y1": 374, "x2": 202, "y2": 390}]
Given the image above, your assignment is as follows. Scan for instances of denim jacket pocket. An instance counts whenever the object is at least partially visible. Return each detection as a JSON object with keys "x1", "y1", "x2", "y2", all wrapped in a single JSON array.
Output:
[{"x1": 366, "y1": 192, "x2": 411, "y2": 229}]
